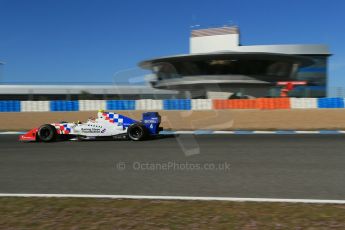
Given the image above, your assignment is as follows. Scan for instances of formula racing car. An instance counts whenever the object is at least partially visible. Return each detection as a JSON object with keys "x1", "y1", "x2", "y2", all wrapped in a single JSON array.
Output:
[{"x1": 19, "y1": 111, "x2": 162, "y2": 142}]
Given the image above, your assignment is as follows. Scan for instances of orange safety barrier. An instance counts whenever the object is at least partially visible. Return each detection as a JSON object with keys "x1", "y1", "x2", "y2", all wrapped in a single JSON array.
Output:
[
  {"x1": 255, "y1": 98, "x2": 291, "y2": 109},
  {"x1": 229, "y1": 99, "x2": 257, "y2": 109},
  {"x1": 213, "y1": 99, "x2": 229, "y2": 109},
  {"x1": 213, "y1": 98, "x2": 291, "y2": 110},
  {"x1": 213, "y1": 99, "x2": 257, "y2": 109}
]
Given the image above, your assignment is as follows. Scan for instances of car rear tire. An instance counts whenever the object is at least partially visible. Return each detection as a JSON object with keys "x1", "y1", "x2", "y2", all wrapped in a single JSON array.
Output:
[
  {"x1": 37, "y1": 124, "x2": 57, "y2": 142},
  {"x1": 127, "y1": 123, "x2": 148, "y2": 141}
]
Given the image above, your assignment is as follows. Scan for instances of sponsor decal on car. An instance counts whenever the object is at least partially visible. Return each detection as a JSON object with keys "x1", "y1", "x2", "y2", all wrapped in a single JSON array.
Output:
[{"x1": 81, "y1": 128, "x2": 102, "y2": 133}]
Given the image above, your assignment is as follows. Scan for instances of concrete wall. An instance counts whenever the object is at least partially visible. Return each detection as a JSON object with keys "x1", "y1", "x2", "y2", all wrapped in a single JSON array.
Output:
[{"x1": 190, "y1": 34, "x2": 240, "y2": 53}]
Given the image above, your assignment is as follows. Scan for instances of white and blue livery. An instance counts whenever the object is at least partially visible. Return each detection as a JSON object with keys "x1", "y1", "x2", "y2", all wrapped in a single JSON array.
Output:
[{"x1": 19, "y1": 111, "x2": 162, "y2": 142}]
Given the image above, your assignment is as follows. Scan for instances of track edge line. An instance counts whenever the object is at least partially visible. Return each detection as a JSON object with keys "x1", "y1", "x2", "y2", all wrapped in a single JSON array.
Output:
[{"x1": 0, "y1": 193, "x2": 345, "y2": 204}]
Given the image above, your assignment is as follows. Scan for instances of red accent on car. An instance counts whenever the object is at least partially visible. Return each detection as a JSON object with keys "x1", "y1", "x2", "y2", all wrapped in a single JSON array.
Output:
[
  {"x1": 277, "y1": 81, "x2": 307, "y2": 86},
  {"x1": 19, "y1": 128, "x2": 38, "y2": 142}
]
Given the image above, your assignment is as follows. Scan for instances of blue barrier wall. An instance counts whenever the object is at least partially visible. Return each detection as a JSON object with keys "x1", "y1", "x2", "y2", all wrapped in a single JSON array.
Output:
[
  {"x1": 0, "y1": 100, "x2": 21, "y2": 112},
  {"x1": 2, "y1": 98, "x2": 345, "y2": 112},
  {"x1": 163, "y1": 99, "x2": 191, "y2": 110},
  {"x1": 317, "y1": 98, "x2": 345, "y2": 108},
  {"x1": 106, "y1": 100, "x2": 136, "y2": 110},
  {"x1": 50, "y1": 101, "x2": 79, "y2": 111}
]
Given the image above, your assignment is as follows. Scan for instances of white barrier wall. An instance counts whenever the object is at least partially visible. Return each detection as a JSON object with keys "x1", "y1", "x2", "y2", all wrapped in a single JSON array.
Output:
[
  {"x1": 290, "y1": 98, "x2": 318, "y2": 109},
  {"x1": 3, "y1": 98, "x2": 345, "y2": 113},
  {"x1": 135, "y1": 99, "x2": 163, "y2": 110},
  {"x1": 20, "y1": 101, "x2": 50, "y2": 112},
  {"x1": 79, "y1": 100, "x2": 106, "y2": 111},
  {"x1": 191, "y1": 99, "x2": 212, "y2": 110}
]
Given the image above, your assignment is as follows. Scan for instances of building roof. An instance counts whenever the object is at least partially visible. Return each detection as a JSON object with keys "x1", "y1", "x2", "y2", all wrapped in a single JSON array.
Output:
[
  {"x1": 139, "y1": 52, "x2": 315, "y2": 69},
  {"x1": 191, "y1": 26, "x2": 239, "y2": 37},
  {"x1": 0, "y1": 84, "x2": 177, "y2": 95},
  {"x1": 152, "y1": 75, "x2": 270, "y2": 89},
  {"x1": 232, "y1": 44, "x2": 331, "y2": 56}
]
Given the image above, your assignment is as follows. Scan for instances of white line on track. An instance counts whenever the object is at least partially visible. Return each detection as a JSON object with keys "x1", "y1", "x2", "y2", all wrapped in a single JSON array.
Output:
[
  {"x1": 253, "y1": 131, "x2": 276, "y2": 134},
  {"x1": 1, "y1": 131, "x2": 345, "y2": 135},
  {"x1": 0, "y1": 131, "x2": 25, "y2": 135},
  {"x1": 1, "y1": 194, "x2": 345, "y2": 204},
  {"x1": 173, "y1": 131, "x2": 195, "y2": 134},
  {"x1": 295, "y1": 131, "x2": 321, "y2": 134},
  {"x1": 212, "y1": 131, "x2": 235, "y2": 134}
]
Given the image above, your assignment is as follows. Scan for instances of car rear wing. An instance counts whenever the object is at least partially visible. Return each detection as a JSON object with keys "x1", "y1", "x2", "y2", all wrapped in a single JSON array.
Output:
[{"x1": 142, "y1": 112, "x2": 162, "y2": 135}]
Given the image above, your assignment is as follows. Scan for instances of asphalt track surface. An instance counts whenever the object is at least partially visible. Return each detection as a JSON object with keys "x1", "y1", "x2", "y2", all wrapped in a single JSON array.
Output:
[{"x1": 1, "y1": 134, "x2": 345, "y2": 200}]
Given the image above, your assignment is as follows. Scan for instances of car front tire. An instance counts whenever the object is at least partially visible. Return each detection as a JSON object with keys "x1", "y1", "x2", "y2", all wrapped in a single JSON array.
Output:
[{"x1": 37, "y1": 124, "x2": 57, "y2": 142}]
